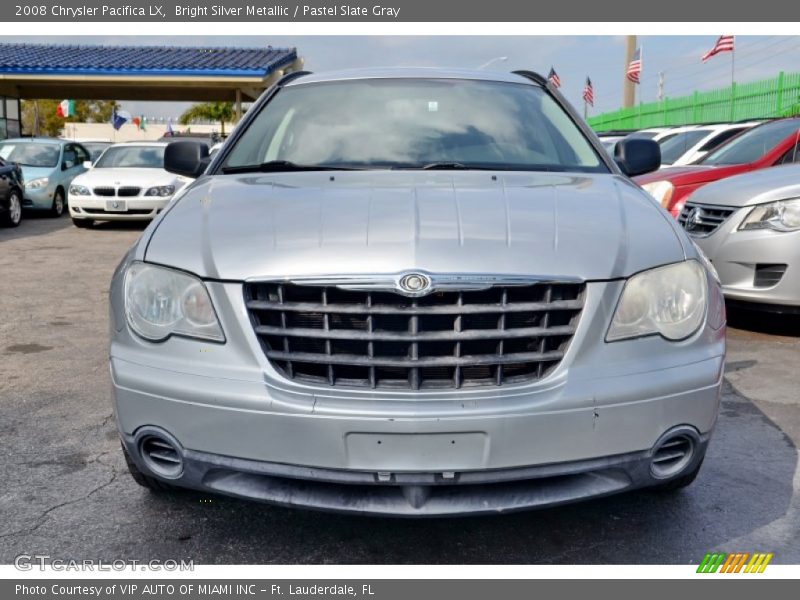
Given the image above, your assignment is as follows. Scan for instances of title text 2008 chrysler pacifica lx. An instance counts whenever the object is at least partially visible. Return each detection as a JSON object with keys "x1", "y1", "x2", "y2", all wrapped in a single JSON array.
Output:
[{"x1": 109, "y1": 69, "x2": 726, "y2": 516}]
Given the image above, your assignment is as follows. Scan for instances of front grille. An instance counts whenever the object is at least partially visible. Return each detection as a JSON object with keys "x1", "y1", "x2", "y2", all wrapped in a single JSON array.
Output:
[
  {"x1": 245, "y1": 281, "x2": 585, "y2": 390},
  {"x1": 678, "y1": 201, "x2": 737, "y2": 236},
  {"x1": 92, "y1": 186, "x2": 142, "y2": 197},
  {"x1": 754, "y1": 263, "x2": 787, "y2": 288},
  {"x1": 117, "y1": 186, "x2": 141, "y2": 197}
]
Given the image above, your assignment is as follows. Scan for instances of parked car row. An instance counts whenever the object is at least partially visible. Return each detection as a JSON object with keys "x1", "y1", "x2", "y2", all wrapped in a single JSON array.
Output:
[
  {"x1": 605, "y1": 118, "x2": 800, "y2": 314},
  {"x1": 0, "y1": 136, "x2": 200, "y2": 228}
]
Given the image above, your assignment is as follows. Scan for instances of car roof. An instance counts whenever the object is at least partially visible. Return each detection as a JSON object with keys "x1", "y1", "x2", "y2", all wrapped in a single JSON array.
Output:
[
  {"x1": 2, "y1": 137, "x2": 66, "y2": 144},
  {"x1": 285, "y1": 67, "x2": 537, "y2": 87},
  {"x1": 106, "y1": 141, "x2": 171, "y2": 147}
]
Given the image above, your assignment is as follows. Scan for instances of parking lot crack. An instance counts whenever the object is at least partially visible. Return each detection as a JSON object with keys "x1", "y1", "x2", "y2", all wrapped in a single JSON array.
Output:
[{"x1": 0, "y1": 465, "x2": 118, "y2": 541}]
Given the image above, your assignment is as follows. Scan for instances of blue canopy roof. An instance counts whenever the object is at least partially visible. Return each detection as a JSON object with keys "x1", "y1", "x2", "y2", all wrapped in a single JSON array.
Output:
[{"x1": 0, "y1": 43, "x2": 298, "y2": 78}]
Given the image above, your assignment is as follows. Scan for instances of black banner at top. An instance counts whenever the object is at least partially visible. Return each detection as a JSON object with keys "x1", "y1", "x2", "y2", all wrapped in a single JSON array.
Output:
[{"x1": 2, "y1": 0, "x2": 796, "y2": 22}]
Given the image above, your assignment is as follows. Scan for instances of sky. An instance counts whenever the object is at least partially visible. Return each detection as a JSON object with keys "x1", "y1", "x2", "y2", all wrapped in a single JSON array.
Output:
[{"x1": 3, "y1": 35, "x2": 799, "y2": 119}]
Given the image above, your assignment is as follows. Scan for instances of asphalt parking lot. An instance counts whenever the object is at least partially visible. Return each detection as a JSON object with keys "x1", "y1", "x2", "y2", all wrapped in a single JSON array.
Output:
[{"x1": 1, "y1": 215, "x2": 798, "y2": 565}]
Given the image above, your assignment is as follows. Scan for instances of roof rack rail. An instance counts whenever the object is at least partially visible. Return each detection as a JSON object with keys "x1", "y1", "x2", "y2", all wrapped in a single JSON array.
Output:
[
  {"x1": 510, "y1": 70, "x2": 548, "y2": 86},
  {"x1": 277, "y1": 70, "x2": 311, "y2": 86}
]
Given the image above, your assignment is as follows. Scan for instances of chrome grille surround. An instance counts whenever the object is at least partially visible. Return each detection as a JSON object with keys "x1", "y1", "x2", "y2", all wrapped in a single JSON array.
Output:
[
  {"x1": 678, "y1": 201, "x2": 738, "y2": 237},
  {"x1": 245, "y1": 275, "x2": 586, "y2": 390}
]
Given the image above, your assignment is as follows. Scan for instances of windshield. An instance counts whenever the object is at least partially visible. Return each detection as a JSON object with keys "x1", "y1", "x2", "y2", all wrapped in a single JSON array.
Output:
[
  {"x1": 628, "y1": 131, "x2": 660, "y2": 140},
  {"x1": 83, "y1": 143, "x2": 111, "y2": 161},
  {"x1": 0, "y1": 142, "x2": 60, "y2": 168},
  {"x1": 222, "y1": 79, "x2": 606, "y2": 172},
  {"x1": 94, "y1": 146, "x2": 165, "y2": 169},
  {"x1": 658, "y1": 129, "x2": 712, "y2": 165},
  {"x1": 700, "y1": 120, "x2": 800, "y2": 166}
]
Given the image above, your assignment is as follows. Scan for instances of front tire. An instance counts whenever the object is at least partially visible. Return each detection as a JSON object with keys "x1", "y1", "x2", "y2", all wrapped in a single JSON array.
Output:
[
  {"x1": 121, "y1": 442, "x2": 176, "y2": 492},
  {"x1": 0, "y1": 190, "x2": 22, "y2": 227},
  {"x1": 49, "y1": 189, "x2": 66, "y2": 218}
]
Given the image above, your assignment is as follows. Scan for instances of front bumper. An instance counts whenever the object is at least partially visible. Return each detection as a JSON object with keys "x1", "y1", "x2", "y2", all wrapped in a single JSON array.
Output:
[
  {"x1": 691, "y1": 208, "x2": 800, "y2": 307},
  {"x1": 121, "y1": 423, "x2": 711, "y2": 516},
  {"x1": 110, "y1": 275, "x2": 726, "y2": 515},
  {"x1": 70, "y1": 196, "x2": 171, "y2": 220},
  {"x1": 23, "y1": 185, "x2": 55, "y2": 210}
]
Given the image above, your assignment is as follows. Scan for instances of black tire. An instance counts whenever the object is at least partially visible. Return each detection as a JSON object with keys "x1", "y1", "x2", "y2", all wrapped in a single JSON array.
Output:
[
  {"x1": 72, "y1": 217, "x2": 93, "y2": 229},
  {"x1": 0, "y1": 189, "x2": 22, "y2": 227},
  {"x1": 49, "y1": 188, "x2": 66, "y2": 218},
  {"x1": 121, "y1": 442, "x2": 176, "y2": 492},
  {"x1": 650, "y1": 456, "x2": 704, "y2": 492}
]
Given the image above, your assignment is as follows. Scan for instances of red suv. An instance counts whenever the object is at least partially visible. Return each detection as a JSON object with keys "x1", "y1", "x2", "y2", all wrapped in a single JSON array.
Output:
[{"x1": 634, "y1": 118, "x2": 800, "y2": 217}]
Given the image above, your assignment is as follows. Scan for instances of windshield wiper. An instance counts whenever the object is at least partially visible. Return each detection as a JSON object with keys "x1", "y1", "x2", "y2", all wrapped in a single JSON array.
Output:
[
  {"x1": 221, "y1": 160, "x2": 361, "y2": 174},
  {"x1": 420, "y1": 161, "x2": 469, "y2": 170},
  {"x1": 402, "y1": 162, "x2": 502, "y2": 171}
]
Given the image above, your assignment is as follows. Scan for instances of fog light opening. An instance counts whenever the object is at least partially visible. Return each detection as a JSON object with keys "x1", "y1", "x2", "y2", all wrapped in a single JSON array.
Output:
[
  {"x1": 650, "y1": 433, "x2": 696, "y2": 479},
  {"x1": 138, "y1": 434, "x2": 183, "y2": 479}
]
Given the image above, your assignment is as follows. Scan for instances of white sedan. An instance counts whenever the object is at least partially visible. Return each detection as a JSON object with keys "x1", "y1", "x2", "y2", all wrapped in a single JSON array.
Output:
[{"x1": 68, "y1": 142, "x2": 192, "y2": 227}]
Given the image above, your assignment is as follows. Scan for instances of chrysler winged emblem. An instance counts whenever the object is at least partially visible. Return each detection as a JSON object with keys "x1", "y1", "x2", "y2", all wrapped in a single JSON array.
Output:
[{"x1": 398, "y1": 273, "x2": 431, "y2": 296}]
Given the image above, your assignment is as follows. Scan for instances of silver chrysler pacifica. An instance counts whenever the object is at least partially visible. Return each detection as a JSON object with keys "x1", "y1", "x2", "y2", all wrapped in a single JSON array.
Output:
[{"x1": 110, "y1": 68, "x2": 726, "y2": 516}]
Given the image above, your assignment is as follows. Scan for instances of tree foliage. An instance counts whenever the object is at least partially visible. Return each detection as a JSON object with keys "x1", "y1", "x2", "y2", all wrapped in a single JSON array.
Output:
[
  {"x1": 179, "y1": 102, "x2": 236, "y2": 134},
  {"x1": 21, "y1": 99, "x2": 119, "y2": 137}
]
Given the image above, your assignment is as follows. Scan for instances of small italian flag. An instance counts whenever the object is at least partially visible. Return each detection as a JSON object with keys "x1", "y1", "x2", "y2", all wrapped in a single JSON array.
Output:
[{"x1": 56, "y1": 99, "x2": 75, "y2": 118}]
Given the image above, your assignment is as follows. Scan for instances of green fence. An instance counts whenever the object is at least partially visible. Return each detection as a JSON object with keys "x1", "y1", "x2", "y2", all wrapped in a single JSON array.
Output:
[{"x1": 588, "y1": 72, "x2": 800, "y2": 131}]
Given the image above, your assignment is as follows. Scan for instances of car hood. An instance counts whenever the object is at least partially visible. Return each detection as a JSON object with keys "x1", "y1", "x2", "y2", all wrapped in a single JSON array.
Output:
[
  {"x1": 144, "y1": 171, "x2": 686, "y2": 281},
  {"x1": 72, "y1": 168, "x2": 180, "y2": 188},
  {"x1": 686, "y1": 163, "x2": 800, "y2": 208},
  {"x1": 20, "y1": 165, "x2": 55, "y2": 181}
]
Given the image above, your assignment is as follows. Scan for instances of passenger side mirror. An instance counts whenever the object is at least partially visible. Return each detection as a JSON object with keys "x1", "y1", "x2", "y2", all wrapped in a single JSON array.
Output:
[
  {"x1": 164, "y1": 141, "x2": 210, "y2": 179},
  {"x1": 614, "y1": 138, "x2": 661, "y2": 177},
  {"x1": 83, "y1": 160, "x2": 93, "y2": 169}
]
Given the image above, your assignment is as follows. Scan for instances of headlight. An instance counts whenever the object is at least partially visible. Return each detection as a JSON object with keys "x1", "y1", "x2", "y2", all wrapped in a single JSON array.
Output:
[
  {"x1": 607, "y1": 260, "x2": 707, "y2": 342},
  {"x1": 124, "y1": 262, "x2": 224, "y2": 343},
  {"x1": 739, "y1": 198, "x2": 800, "y2": 232},
  {"x1": 641, "y1": 181, "x2": 674, "y2": 209},
  {"x1": 145, "y1": 185, "x2": 175, "y2": 197},
  {"x1": 69, "y1": 184, "x2": 90, "y2": 196},
  {"x1": 26, "y1": 177, "x2": 49, "y2": 189}
]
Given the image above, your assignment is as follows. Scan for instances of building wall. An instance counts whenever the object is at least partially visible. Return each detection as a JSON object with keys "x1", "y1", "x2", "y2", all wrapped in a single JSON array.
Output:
[
  {"x1": 60, "y1": 121, "x2": 235, "y2": 142},
  {"x1": 1, "y1": 96, "x2": 21, "y2": 138}
]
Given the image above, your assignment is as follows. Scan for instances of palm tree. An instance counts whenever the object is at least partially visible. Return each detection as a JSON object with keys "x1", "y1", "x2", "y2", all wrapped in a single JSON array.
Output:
[{"x1": 179, "y1": 102, "x2": 235, "y2": 135}]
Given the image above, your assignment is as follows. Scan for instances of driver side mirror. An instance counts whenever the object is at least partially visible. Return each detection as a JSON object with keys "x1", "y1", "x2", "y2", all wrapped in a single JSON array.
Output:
[
  {"x1": 614, "y1": 138, "x2": 661, "y2": 177},
  {"x1": 83, "y1": 160, "x2": 93, "y2": 169},
  {"x1": 164, "y1": 141, "x2": 210, "y2": 179}
]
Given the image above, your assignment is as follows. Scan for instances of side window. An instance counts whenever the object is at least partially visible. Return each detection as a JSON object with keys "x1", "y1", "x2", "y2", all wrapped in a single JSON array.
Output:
[
  {"x1": 62, "y1": 145, "x2": 77, "y2": 169},
  {"x1": 74, "y1": 144, "x2": 90, "y2": 164},
  {"x1": 698, "y1": 129, "x2": 744, "y2": 152}
]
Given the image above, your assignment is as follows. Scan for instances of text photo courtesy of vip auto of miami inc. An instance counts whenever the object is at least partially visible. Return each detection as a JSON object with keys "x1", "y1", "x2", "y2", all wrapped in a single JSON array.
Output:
[{"x1": 0, "y1": 27, "x2": 798, "y2": 588}]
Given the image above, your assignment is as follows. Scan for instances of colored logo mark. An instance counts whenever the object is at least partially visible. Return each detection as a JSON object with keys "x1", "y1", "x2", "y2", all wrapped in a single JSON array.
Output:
[{"x1": 697, "y1": 552, "x2": 773, "y2": 573}]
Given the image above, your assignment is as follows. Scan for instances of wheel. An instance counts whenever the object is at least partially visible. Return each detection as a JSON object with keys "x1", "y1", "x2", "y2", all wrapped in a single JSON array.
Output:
[
  {"x1": 0, "y1": 189, "x2": 22, "y2": 227},
  {"x1": 121, "y1": 442, "x2": 176, "y2": 492},
  {"x1": 49, "y1": 188, "x2": 66, "y2": 218},
  {"x1": 72, "y1": 217, "x2": 93, "y2": 228},
  {"x1": 650, "y1": 456, "x2": 704, "y2": 492}
]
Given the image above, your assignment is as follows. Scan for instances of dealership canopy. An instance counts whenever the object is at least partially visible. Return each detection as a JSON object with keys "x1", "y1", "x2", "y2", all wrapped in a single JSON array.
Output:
[{"x1": 0, "y1": 43, "x2": 304, "y2": 110}]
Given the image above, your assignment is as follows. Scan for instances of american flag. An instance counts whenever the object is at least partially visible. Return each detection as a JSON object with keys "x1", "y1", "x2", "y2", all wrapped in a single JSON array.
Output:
[
  {"x1": 626, "y1": 48, "x2": 642, "y2": 84},
  {"x1": 547, "y1": 67, "x2": 561, "y2": 88},
  {"x1": 702, "y1": 35, "x2": 735, "y2": 62},
  {"x1": 582, "y1": 77, "x2": 594, "y2": 106}
]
